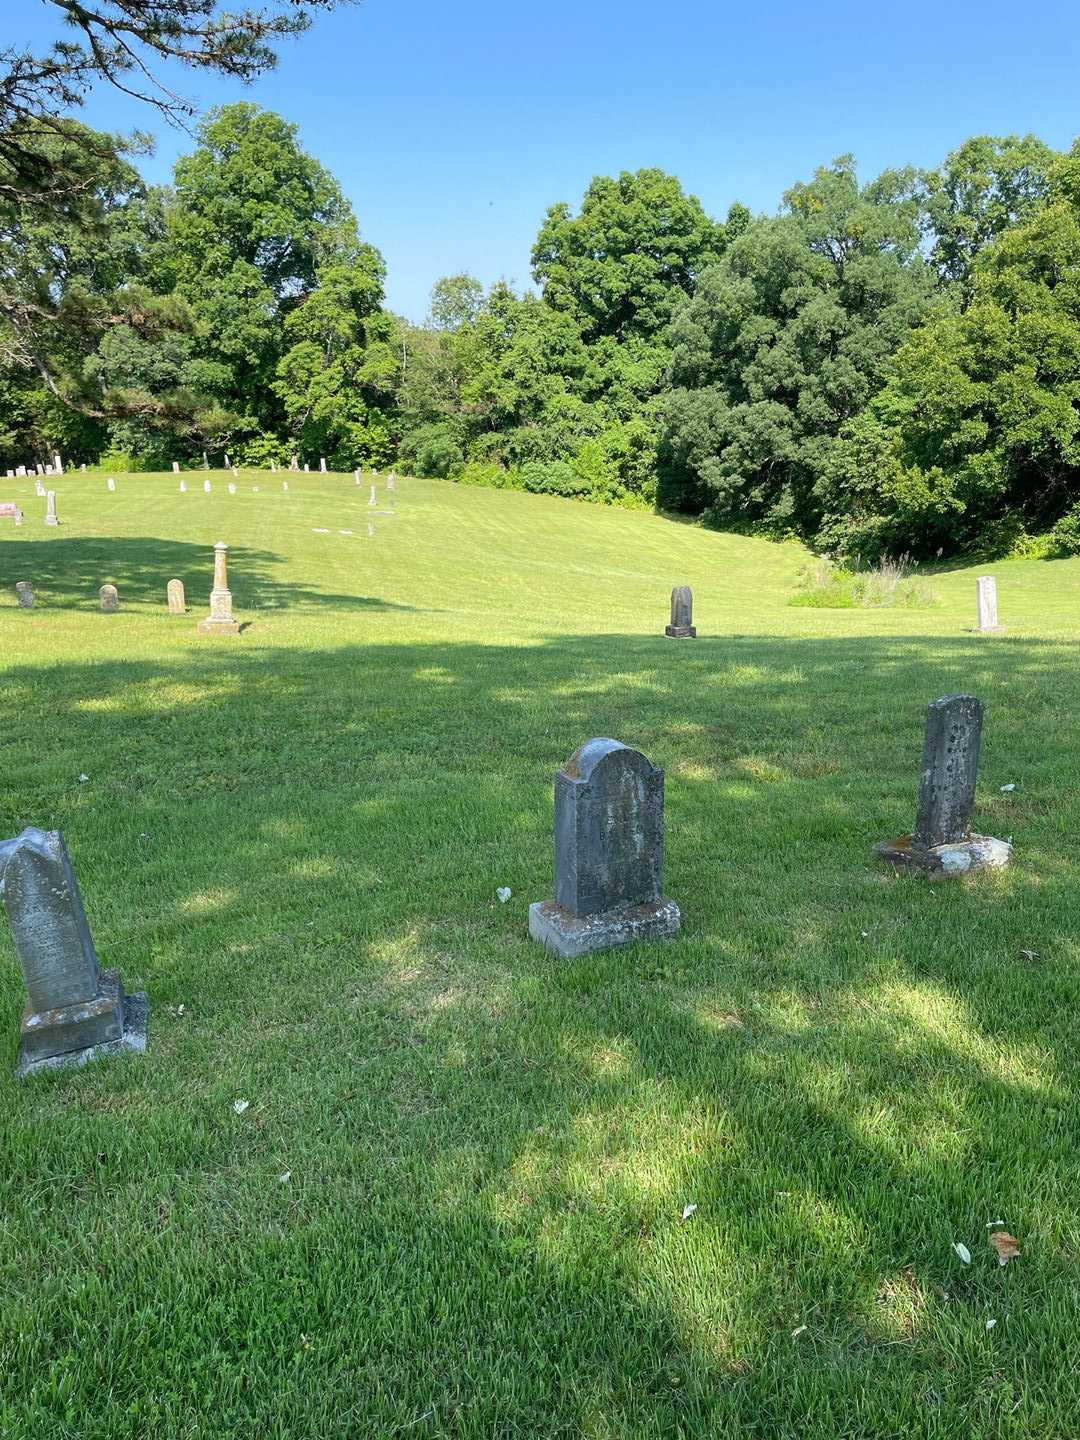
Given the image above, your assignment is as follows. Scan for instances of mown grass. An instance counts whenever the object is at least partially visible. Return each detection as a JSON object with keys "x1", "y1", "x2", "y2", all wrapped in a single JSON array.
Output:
[{"x1": 2, "y1": 470, "x2": 1080, "y2": 1438}]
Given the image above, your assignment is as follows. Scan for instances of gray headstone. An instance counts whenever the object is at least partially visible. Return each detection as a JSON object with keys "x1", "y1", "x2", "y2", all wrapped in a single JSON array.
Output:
[
  {"x1": 977, "y1": 576, "x2": 1003, "y2": 633},
  {"x1": 665, "y1": 585, "x2": 696, "y2": 638},
  {"x1": 291, "y1": 454, "x2": 299, "y2": 472},
  {"x1": 107, "y1": 476, "x2": 115, "y2": 491},
  {"x1": 54, "y1": 453, "x2": 62, "y2": 473},
  {"x1": 529, "y1": 739, "x2": 680, "y2": 957},
  {"x1": 354, "y1": 469, "x2": 360, "y2": 485},
  {"x1": 16, "y1": 580, "x2": 33, "y2": 609},
  {"x1": 387, "y1": 473, "x2": 396, "y2": 491},
  {"x1": 44, "y1": 491, "x2": 58, "y2": 526},
  {"x1": 320, "y1": 457, "x2": 327, "y2": 472},
  {"x1": 203, "y1": 452, "x2": 209, "y2": 470},
  {"x1": 203, "y1": 479, "x2": 211, "y2": 493},
  {"x1": 196, "y1": 540, "x2": 240, "y2": 635},
  {"x1": 914, "y1": 695, "x2": 983, "y2": 849},
  {"x1": 167, "y1": 578, "x2": 185, "y2": 615},
  {"x1": 81, "y1": 463, "x2": 86, "y2": 472},
  {"x1": 224, "y1": 453, "x2": 231, "y2": 469},
  {"x1": 99, "y1": 584, "x2": 118, "y2": 613},
  {"x1": 368, "y1": 484, "x2": 377, "y2": 506},
  {"x1": 35, "y1": 479, "x2": 45, "y2": 497},
  {"x1": 171, "y1": 461, "x2": 180, "y2": 474},
  {"x1": 304, "y1": 463, "x2": 310, "y2": 473},
  {"x1": 179, "y1": 480, "x2": 187, "y2": 493}
]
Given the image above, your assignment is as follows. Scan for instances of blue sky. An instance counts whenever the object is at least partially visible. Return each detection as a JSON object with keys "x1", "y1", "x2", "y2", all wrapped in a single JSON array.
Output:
[{"x1": 10, "y1": 0, "x2": 1080, "y2": 319}]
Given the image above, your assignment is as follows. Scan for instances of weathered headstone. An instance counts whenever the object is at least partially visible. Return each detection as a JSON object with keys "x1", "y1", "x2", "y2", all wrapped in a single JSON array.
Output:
[
  {"x1": 5, "y1": 469, "x2": 12, "y2": 478},
  {"x1": 874, "y1": 694, "x2": 1011, "y2": 875},
  {"x1": 203, "y1": 479, "x2": 212, "y2": 493},
  {"x1": 196, "y1": 540, "x2": 240, "y2": 635},
  {"x1": 99, "y1": 584, "x2": 118, "y2": 613},
  {"x1": 387, "y1": 472, "x2": 396, "y2": 492},
  {"x1": 320, "y1": 457, "x2": 327, "y2": 472},
  {"x1": 16, "y1": 580, "x2": 33, "y2": 609},
  {"x1": 290, "y1": 453, "x2": 299, "y2": 472},
  {"x1": 528, "y1": 738, "x2": 681, "y2": 958},
  {"x1": 107, "y1": 476, "x2": 116, "y2": 492},
  {"x1": 976, "y1": 575, "x2": 1004, "y2": 633},
  {"x1": 167, "y1": 578, "x2": 185, "y2": 615},
  {"x1": 354, "y1": 469, "x2": 360, "y2": 485},
  {"x1": 172, "y1": 461, "x2": 180, "y2": 474},
  {"x1": 0, "y1": 828, "x2": 147, "y2": 1076},
  {"x1": 0, "y1": 502, "x2": 23, "y2": 524},
  {"x1": 368, "y1": 484, "x2": 377, "y2": 507},
  {"x1": 35, "y1": 463, "x2": 43, "y2": 475},
  {"x1": 179, "y1": 480, "x2": 188, "y2": 493},
  {"x1": 35, "y1": 478, "x2": 45, "y2": 497},
  {"x1": 80, "y1": 462, "x2": 86, "y2": 472},
  {"x1": 665, "y1": 585, "x2": 696, "y2": 639},
  {"x1": 44, "y1": 491, "x2": 59, "y2": 526},
  {"x1": 45, "y1": 464, "x2": 53, "y2": 476},
  {"x1": 303, "y1": 463, "x2": 310, "y2": 473},
  {"x1": 270, "y1": 460, "x2": 278, "y2": 474},
  {"x1": 53, "y1": 453, "x2": 62, "y2": 473}
]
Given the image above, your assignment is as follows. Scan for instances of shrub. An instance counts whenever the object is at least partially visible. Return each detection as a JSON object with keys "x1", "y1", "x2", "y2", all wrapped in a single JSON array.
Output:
[
  {"x1": 790, "y1": 554, "x2": 936, "y2": 609},
  {"x1": 520, "y1": 459, "x2": 591, "y2": 498},
  {"x1": 400, "y1": 423, "x2": 464, "y2": 479},
  {"x1": 1048, "y1": 503, "x2": 1080, "y2": 556}
]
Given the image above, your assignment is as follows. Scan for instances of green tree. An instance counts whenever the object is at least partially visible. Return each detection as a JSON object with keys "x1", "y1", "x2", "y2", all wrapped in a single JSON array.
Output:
[
  {"x1": 659, "y1": 156, "x2": 937, "y2": 533},
  {"x1": 428, "y1": 273, "x2": 484, "y2": 331},
  {"x1": 165, "y1": 103, "x2": 363, "y2": 432}
]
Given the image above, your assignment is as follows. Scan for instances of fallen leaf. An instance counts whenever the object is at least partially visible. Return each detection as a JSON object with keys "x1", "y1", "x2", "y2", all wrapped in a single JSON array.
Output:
[
  {"x1": 232, "y1": 1098, "x2": 250, "y2": 1115},
  {"x1": 680, "y1": 1203, "x2": 697, "y2": 1221},
  {"x1": 953, "y1": 1242, "x2": 972, "y2": 1264},
  {"x1": 989, "y1": 1231, "x2": 1020, "y2": 1266}
]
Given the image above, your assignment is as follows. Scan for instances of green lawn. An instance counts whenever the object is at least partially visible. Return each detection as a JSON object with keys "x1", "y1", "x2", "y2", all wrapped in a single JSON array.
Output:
[{"x1": 2, "y1": 470, "x2": 1080, "y2": 1438}]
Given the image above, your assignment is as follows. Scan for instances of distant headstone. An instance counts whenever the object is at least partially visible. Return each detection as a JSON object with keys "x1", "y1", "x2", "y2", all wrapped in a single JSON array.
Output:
[
  {"x1": 196, "y1": 541, "x2": 240, "y2": 635},
  {"x1": 179, "y1": 480, "x2": 187, "y2": 493},
  {"x1": 976, "y1": 575, "x2": 1004, "y2": 633},
  {"x1": 107, "y1": 477, "x2": 115, "y2": 492},
  {"x1": 203, "y1": 451, "x2": 209, "y2": 470},
  {"x1": 203, "y1": 480, "x2": 211, "y2": 494},
  {"x1": 367, "y1": 522, "x2": 374, "y2": 537},
  {"x1": 354, "y1": 469, "x2": 360, "y2": 485},
  {"x1": 224, "y1": 453, "x2": 231, "y2": 469},
  {"x1": 320, "y1": 457, "x2": 327, "y2": 472},
  {"x1": 167, "y1": 578, "x2": 185, "y2": 615},
  {"x1": 528, "y1": 738, "x2": 681, "y2": 958},
  {"x1": 665, "y1": 585, "x2": 696, "y2": 639},
  {"x1": 80, "y1": 463, "x2": 86, "y2": 473},
  {"x1": 35, "y1": 479, "x2": 45, "y2": 497},
  {"x1": 368, "y1": 484, "x2": 376, "y2": 507},
  {"x1": 270, "y1": 460, "x2": 278, "y2": 474},
  {"x1": 53, "y1": 453, "x2": 62, "y2": 473},
  {"x1": 172, "y1": 461, "x2": 180, "y2": 474},
  {"x1": 16, "y1": 465, "x2": 25, "y2": 476},
  {"x1": 228, "y1": 482, "x2": 236, "y2": 495},
  {"x1": 0, "y1": 827, "x2": 147, "y2": 1076},
  {"x1": 283, "y1": 480, "x2": 289, "y2": 492},
  {"x1": 0, "y1": 502, "x2": 23, "y2": 523},
  {"x1": 252, "y1": 485, "x2": 260, "y2": 493},
  {"x1": 5, "y1": 469, "x2": 12, "y2": 478},
  {"x1": 303, "y1": 463, "x2": 310, "y2": 473},
  {"x1": 290, "y1": 453, "x2": 299, "y2": 472},
  {"x1": 99, "y1": 584, "x2": 118, "y2": 613},
  {"x1": 44, "y1": 491, "x2": 59, "y2": 526},
  {"x1": 16, "y1": 580, "x2": 33, "y2": 609},
  {"x1": 45, "y1": 464, "x2": 53, "y2": 476},
  {"x1": 874, "y1": 694, "x2": 1011, "y2": 875},
  {"x1": 35, "y1": 463, "x2": 43, "y2": 475},
  {"x1": 387, "y1": 472, "x2": 396, "y2": 491}
]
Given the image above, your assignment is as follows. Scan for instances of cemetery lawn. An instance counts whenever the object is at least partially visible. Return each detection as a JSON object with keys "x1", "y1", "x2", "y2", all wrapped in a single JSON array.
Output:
[{"x1": 4, "y1": 470, "x2": 1080, "y2": 1440}]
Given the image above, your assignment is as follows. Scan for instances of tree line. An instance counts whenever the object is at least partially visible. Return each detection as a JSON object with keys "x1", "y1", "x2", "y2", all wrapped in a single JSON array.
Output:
[{"x1": 4, "y1": 97, "x2": 1080, "y2": 558}]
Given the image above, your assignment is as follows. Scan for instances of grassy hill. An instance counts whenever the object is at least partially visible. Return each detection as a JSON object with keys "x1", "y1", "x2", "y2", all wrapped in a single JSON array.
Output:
[{"x1": 2, "y1": 471, "x2": 1080, "y2": 1438}]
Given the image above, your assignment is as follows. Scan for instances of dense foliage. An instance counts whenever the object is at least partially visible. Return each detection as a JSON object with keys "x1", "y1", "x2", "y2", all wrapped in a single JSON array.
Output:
[{"x1": 3, "y1": 97, "x2": 1080, "y2": 556}]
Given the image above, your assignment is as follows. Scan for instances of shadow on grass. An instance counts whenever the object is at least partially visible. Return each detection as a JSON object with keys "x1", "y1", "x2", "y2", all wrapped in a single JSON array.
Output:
[
  {"x1": 0, "y1": 536, "x2": 420, "y2": 613},
  {"x1": 1, "y1": 630, "x2": 1079, "y2": 1434}
]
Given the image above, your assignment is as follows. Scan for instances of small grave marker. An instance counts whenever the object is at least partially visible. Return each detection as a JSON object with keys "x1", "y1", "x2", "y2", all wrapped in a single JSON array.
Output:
[
  {"x1": 16, "y1": 580, "x2": 33, "y2": 609},
  {"x1": 99, "y1": 584, "x2": 118, "y2": 613},
  {"x1": 665, "y1": 585, "x2": 696, "y2": 638},
  {"x1": 167, "y1": 579, "x2": 186, "y2": 615}
]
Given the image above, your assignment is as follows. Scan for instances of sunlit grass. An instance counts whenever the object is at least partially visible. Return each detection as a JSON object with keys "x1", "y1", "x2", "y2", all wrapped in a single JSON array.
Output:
[{"x1": 1, "y1": 469, "x2": 1080, "y2": 1436}]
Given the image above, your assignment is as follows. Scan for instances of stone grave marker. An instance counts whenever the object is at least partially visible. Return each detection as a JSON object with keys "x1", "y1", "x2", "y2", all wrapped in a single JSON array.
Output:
[
  {"x1": 0, "y1": 502, "x2": 23, "y2": 525},
  {"x1": 54, "y1": 453, "x2": 63, "y2": 473},
  {"x1": 283, "y1": 480, "x2": 289, "y2": 492},
  {"x1": 528, "y1": 738, "x2": 681, "y2": 958},
  {"x1": 35, "y1": 479, "x2": 45, "y2": 497},
  {"x1": 304, "y1": 463, "x2": 310, "y2": 473},
  {"x1": 107, "y1": 476, "x2": 116, "y2": 491},
  {"x1": 368, "y1": 484, "x2": 377, "y2": 507},
  {"x1": 179, "y1": 480, "x2": 187, "y2": 493},
  {"x1": 387, "y1": 472, "x2": 396, "y2": 491},
  {"x1": 16, "y1": 581, "x2": 33, "y2": 609},
  {"x1": 99, "y1": 584, "x2": 119, "y2": 613},
  {"x1": 320, "y1": 457, "x2": 327, "y2": 472},
  {"x1": 36, "y1": 463, "x2": 43, "y2": 475},
  {"x1": 224, "y1": 453, "x2": 231, "y2": 470},
  {"x1": 81, "y1": 463, "x2": 86, "y2": 472},
  {"x1": 228, "y1": 482, "x2": 236, "y2": 495},
  {"x1": 354, "y1": 469, "x2": 360, "y2": 485},
  {"x1": 665, "y1": 585, "x2": 696, "y2": 638},
  {"x1": 874, "y1": 694, "x2": 1011, "y2": 875},
  {"x1": 204, "y1": 479, "x2": 212, "y2": 494},
  {"x1": 0, "y1": 828, "x2": 147, "y2": 1076},
  {"x1": 167, "y1": 579, "x2": 185, "y2": 614},
  {"x1": 172, "y1": 461, "x2": 180, "y2": 474},
  {"x1": 196, "y1": 541, "x2": 240, "y2": 635},
  {"x1": 44, "y1": 491, "x2": 59, "y2": 526},
  {"x1": 270, "y1": 460, "x2": 277, "y2": 474},
  {"x1": 202, "y1": 451, "x2": 209, "y2": 470},
  {"x1": 976, "y1": 575, "x2": 1004, "y2": 633}
]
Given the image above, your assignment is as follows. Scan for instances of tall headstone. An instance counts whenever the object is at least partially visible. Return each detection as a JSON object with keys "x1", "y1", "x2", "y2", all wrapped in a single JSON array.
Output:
[
  {"x1": 44, "y1": 491, "x2": 59, "y2": 526},
  {"x1": 196, "y1": 541, "x2": 240, "y2": 635},
  {"x1": 368, "y1": 484, "x2": 377, "y2": 507},
  {"x1": 290, "y1": 453, "x2": 299, "y2": 472},
  {"x1": 16, "y1": 581, "x2": 33, "y2": 609},
  {"x1": 0, "y1": 828, "x2": 147, "y2": 1075},
  {"x1": 203, "y1": 451, "x2": 209, "y2": 470},
  {"x1": 976, "y1": 575, "x2": 1004, "y2": 633},
  {"x1": 203, "y1": 479, "x2": 212, "y2": 494},
  {"x1": 107, "y1": 476, "x2": 116, "y2": 492},
  {"x1": 172, "y1": 461, "x2": 180, "y2": 474},
  {"x1": 167, "y1": 578, "x2": 185, "y2": 615},
  {"x1": 99, "y1": 584, "x2": 119, "y2": 613},
  {"x1": 54, "y1": 453, "x2": 62, "y2": 473},
  {"x1": 354, "y1": 469, "x2": 360, "y2": 485},
  {"x1": 224, "y1": 453, "x2": 231, "y2": 470},
  {"x1": 528, "y1": 738, "x2": 681, "y2": 958},
  {"x1": 387, "y1": 472, "x2": 396, "y2": 492},
  {"x1": 320, "y1": 457, "x2": 327, "y2": 473},
  {"x1": 665, "y1": 586, "x2": 696, "y2": 639},
  {"x1": 874, "y1": 694, "x2": 1011, "y2": 875}
]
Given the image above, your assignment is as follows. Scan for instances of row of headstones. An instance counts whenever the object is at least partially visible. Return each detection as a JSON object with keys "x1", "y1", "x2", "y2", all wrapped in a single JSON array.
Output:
[
  {"x1": 15, "y1": 543, "x2": 239, "y2": 633},
  {"x1": 5, "y1": 454, "x2": 64, "y2": 478},
  {"x1": 170, "y1": 453, "x2": 397, "y2": 487},
  {"x1": 669, "y1": 580, "x2": 1009, "y2": 638},
  {"x1": 1, "y1": 692, "x2": 1007, "y2": 1077}
]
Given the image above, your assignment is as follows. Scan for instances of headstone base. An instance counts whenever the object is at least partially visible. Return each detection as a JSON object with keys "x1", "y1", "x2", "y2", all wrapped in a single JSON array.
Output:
[
  {"x1": 873, "y1": 833, "x2": 1012, "y2": 878},
  {"x1": 16, "y1": 969, "x2": 147, "y2": 1076},
  {"x1": 976, "y1": 626, "x2": 1006, "y2": 635},
  {"x1": 44, "y1": 517, "x2": 59, "y2": 527},
  {"x1": 196, "y1": 618, "x2": 241, "y2": 635},
  {"x1": 664, "y1": 625, "x2": 697, "y2": 639},
  {"x1": 528, "y1": 897, "x2": 680, "y2": 959}
]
